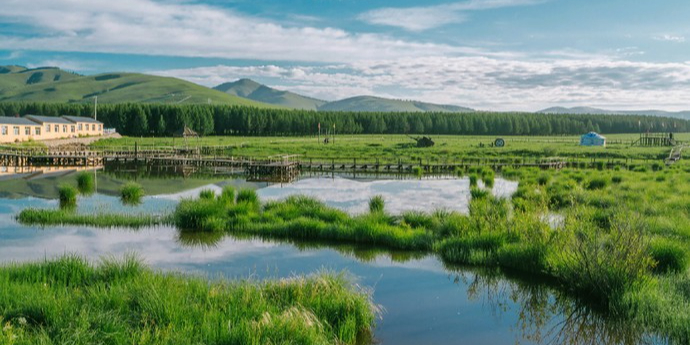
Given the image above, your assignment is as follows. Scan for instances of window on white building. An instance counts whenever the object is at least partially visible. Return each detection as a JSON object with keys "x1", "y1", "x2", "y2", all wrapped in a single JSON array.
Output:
[
  {"x1": 46, "y1": 124, "x2": 51, "y2": 133},
  {"x1": 24, "y1": 127, "x2": 30, "y2": 135},
  {"x1": 78, "y1": 124, "x2": 83, "y2": 131},
  {"x1": 1, "y1": 126, "x2": 6, "y2": 135},
  {"x1": 71, "y1": 125, "x2": 75, "y2": 133},
  {"x1": 63, "y1": 125, "x2": 67, "y2": 133},
  {"x1": 35, "y1": 127, "x2": 41, "y2": 136}
]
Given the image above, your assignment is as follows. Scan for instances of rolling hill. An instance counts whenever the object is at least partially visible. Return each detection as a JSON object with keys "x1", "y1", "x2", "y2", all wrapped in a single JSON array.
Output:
[
  {"x1": 214, "y1": 78, "x2": 326, "y2": 110},
  {"x1": 539, "y1": 107, "x2": 690, "y2": 119},
  {"x1": 0, "y1": 67, "x2": 277, "y2": 107},
  {"x1": 0, "y1": 66, "x2": 81, "y2": 92},
  {"x1": 215, "y1": 79, "x2": 475, "y2": 112},
  {"x1": 317, "y1": 95, "x2": 474, "y2": 113}
]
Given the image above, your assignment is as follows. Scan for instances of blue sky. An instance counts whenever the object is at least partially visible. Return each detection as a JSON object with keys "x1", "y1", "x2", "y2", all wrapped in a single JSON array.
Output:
[{"x1": 0, "y1": 0, "x2": 688, "y2": 111}]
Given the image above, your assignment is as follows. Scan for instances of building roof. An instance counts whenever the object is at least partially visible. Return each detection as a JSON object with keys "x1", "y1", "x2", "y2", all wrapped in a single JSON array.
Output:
[
  {"x1": 581, "y1": 132, "x2": 606, "y2": 139},
  {"x1": 173, "y1": 126, "x2": 199, "y2": 138},
  {"x1": 24, "y1": 115, "x2": 73, "y2": 124},
  {"x1": 0, "y1": 117, "x2": 41, "y2": 126},
  {"x1": 62, "y1": 116, "x2": 103, "y2": 124}
]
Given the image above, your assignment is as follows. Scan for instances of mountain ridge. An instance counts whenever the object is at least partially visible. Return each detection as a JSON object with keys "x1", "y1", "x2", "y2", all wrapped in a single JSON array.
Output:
[{"x1": 538, "y1": 106, "x2": 690, "y2": 119}]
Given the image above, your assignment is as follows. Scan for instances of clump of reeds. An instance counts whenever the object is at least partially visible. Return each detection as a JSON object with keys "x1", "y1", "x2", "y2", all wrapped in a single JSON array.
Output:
[
  {"x1": 199, "y1": 189, "x2": 216, "y2": 200},
  {"x1": 412, "y1": 166, "x2": 423, "y2": 178},
  {"x1": 368, "y1": 195, "x2": 385, "y2": 213},
  {"x1": 120, "y1": 182, "x2": 145, "y2": 205},
  {"x1": 17, "y1": 208, "x2": 164, "y2": 228},
  {"x1": 58, "y1": 184, "x2": 78, "y2": 209},
  {"x1": 237, "y1": 188, "x2": 259, "y2": 205},
  {"x1": 76, "y1": 171, "x2": 95, "y2": 195},
  {"x1": 469, "y1": 174, "x2": 478, "y2": 187},
  {"x1": 585, "y1": 177, "x2": 609, "y2": 190}
]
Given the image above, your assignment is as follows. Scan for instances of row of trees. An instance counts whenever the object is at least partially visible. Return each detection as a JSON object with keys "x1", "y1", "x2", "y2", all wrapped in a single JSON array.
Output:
[{"x1": 0, "y1": 102, "x2": 687, "y2": 137}]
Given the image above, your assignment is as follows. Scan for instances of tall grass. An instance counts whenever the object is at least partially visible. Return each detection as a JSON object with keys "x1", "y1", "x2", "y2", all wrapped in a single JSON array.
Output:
[
  {"x1": 76, "y1": 171, "x2": 95, "y2": 195},
  {"x1": 17, "y1": 209, "x2": 166, "y2": 228},
  {"x1": 0, "y1": 255, "x2": 378, "y2": 345},
  {"x1": 369, "y1": 195, "x2": 385, "y2": 213},
  {"x1": 120, "y1": 182, "x2": 145, "y2": 205},
  {"x1": 57, "y1": 184, "x2": 77, "y2": 209}
]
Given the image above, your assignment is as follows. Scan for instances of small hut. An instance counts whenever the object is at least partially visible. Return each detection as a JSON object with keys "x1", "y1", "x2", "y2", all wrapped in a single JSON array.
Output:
[
  {"x1": 172, "y1": 126, "x2": 199, "y2": 149},
  {"x1": 580, "y1": 132, "x2": 606, "y2": 147}
]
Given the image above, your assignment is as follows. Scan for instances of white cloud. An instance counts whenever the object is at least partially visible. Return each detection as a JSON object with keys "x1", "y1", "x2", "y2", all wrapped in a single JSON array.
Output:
[
  {"x1": 359, "y1": 0, "x2": 546, "y2": 31},
  {"x1": 153, "y1": 57, "x2": 690, "y2": 111},
  {"x1": 653, "y1": 34, "x2": 686, "y2": 43},
  {"x1": 0, "y1": 0, "x2": 487, "y2": 63}
]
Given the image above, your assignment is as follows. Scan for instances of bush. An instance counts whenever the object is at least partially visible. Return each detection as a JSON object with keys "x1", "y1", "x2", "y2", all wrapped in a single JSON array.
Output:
[
  {"x1": 368, "y1": 195, "x2": 385, "y2": 213},
  {"x1": 649, "y1": 239, "x2": 688, "y2": 274},
  {"x1": 76, "y1": 171, "x2": 95, "y2": 195},
  {"x1": 58, "y1": 184, "x2": 77, "y2": 209},
  {"x1": 585, "y1": 177, "x2": 608, "y2": 190},
  {"x1": 612, "y1": 175, "x2": 623, "y2": 184},
  {"x1": 120, "y1": 182, "x2": 145, "y2": 205},
  {"x1": 651, "y1": 162, "x2": 664, "y2": 172}
]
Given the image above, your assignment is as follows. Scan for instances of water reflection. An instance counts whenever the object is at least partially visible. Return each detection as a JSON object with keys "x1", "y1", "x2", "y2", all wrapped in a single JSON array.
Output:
[
  {"x1": 448, "y1": 267, "x2": 663, "y2": 345},
  {"x1": 258, "y1": 176, "x2": 518, "y2": 214}
]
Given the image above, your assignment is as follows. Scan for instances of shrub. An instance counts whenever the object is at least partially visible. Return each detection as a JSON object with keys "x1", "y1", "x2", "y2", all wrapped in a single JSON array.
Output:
[
  {"x1": 649, "y1": 239, "x2": 688, "y2": 274},
  {"x1": 651, "y1": 162, "x2": 664, "y2": 171},
  {"x1": 412, "y1": 166, "x2": 423, "y2": 177},
  {"x1": 120, "y1": 182, "x2": 144, "y2": 205},
  {"x1": 585, "y1": 177, "x2": 608, "y2": 190},
  {"x1": 76, "y1": 171, "x2": 95, "y2": 195},
  {"x1": 612, "y1": 175, "x2": 623, "y2": 184},
  {"x1": 368, "y1": 195, "x2": 385, "y2": 213},
  {"x1": 58, "y1": 184, "x2": 77, "y2": 209}
]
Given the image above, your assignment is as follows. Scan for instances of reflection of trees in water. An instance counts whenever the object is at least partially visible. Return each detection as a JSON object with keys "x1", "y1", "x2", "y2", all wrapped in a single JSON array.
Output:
[
  {"x1": 176, "y1": 230, "x2": 224, "y2": 249},
  {"x1": 450, "y1": 268, "x2": 660, "y2": 345}
]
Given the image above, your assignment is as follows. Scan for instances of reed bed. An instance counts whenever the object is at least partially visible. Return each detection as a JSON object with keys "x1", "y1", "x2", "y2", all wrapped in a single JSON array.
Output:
[{"x1": 0, "y1": 255, "x2": 378, "y2": 345}]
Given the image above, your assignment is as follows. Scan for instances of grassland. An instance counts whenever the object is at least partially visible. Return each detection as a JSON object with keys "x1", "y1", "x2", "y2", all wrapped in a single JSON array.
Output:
[
  {"x1": 92, "y1": 133, "x2": 679, "y2": 163},
  {"x1": 0, "y1": 255, "x2": 377, "y2": 345}
]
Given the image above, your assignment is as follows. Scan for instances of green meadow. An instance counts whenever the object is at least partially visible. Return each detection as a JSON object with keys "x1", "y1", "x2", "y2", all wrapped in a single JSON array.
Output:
[{"x1": 0, "y1": 255, "x2": 377, "y2": 345}]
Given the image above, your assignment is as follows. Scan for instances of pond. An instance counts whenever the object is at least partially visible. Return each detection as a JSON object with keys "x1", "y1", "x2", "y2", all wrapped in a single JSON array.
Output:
[{"x1": 0, "y1": 169, "x2": 664, "y2": 345}]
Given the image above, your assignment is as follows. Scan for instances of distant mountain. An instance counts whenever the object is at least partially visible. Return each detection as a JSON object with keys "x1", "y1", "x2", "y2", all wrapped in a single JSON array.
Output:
[
  {"x1": 215, "y1": 79, "x2": 474, "y2": 112},
  {"x1": 214, "y1": 79, "x2": 326, "y2": 110},
  {"x1": 318, "y1": 95, "x2": 473, "y2": 113},
  {"x1": 539, "y1": 107, "x2": 690, "y2": 119},
  {"x1": 0, "y1": 66, "x2": 81, "y2": 92},
  {"x1": 0, "y1": 68, "x2": 275, "y2": 107}
]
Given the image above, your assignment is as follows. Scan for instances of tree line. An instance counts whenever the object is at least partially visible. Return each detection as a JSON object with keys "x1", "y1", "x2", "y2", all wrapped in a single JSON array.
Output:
[{"x1": 0, "y1": 102, "x2": 687, "y2": 137}]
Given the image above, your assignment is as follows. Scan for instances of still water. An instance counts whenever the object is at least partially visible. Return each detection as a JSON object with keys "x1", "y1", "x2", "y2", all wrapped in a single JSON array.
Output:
[{"x1": 0, "y1": 170, "x2": 661, "y2": 345}]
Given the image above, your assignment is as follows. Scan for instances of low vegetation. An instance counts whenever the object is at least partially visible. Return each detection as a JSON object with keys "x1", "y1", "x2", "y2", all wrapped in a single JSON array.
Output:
[
  {"x1": 57, "y1": 184, "x2": 77, "y2": 209},
  {"x1": 17, "y1": 209, "x2": 166, "y2": 228},
  {"x1": 76, "y1": 171, "x2": 95, "y2": 195},
  {"x1": 120, "y1": 182, "x2": 145, "y2": 205},
  {"x1": 0, "y1": 255, "x2": 378, "y2": 344}
]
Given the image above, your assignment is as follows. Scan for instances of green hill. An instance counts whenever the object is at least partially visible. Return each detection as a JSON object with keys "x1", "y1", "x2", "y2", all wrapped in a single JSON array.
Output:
[
  {"x1": 318, "y1": 96, "x2": 474, "y2": 113},
  {"x1": 0, "y1": 72, "x2": 275, "y2": 107},
  {"x1": 0, "y1": 66, "x2": 81, "y2": 92},
  {"x1": 214, "y1": 79, "x2": 326, "y2": 110}
]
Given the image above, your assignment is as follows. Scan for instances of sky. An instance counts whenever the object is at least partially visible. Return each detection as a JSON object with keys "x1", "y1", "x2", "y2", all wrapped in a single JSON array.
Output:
[{"x1": 0, "y1": 0, "x2": 688, "y2": 111}]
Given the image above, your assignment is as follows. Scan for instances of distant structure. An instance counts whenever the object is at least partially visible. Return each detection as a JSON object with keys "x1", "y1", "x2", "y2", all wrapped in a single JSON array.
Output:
[
  {"x1": 0, "y1": 115, "x2": 104, "y2": 143},
  {"x1": 633, "y1": 132, "x2": 676, "y2": 147},
  {"x1": 409, "y1": 136, "x2": 435, "y2": 148},
  {"x1": 580, "y1": 132, "x2": 606, "y2": 146}
]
